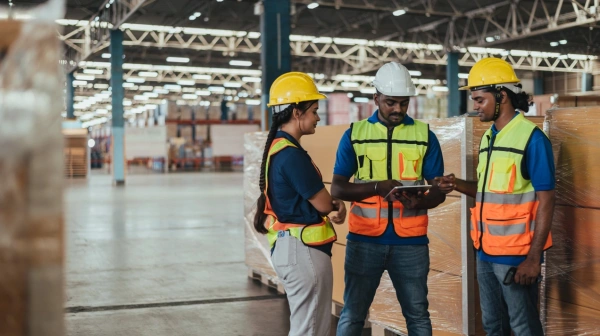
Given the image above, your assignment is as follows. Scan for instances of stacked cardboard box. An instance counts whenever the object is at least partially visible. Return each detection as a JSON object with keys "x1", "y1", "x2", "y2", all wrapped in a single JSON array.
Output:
[
  {"x1": 544, "y1": 106, "x2": 600, "y2": 335},
  {"x1": 327, "y1": 93, "x2": 351, "y2": 125}
]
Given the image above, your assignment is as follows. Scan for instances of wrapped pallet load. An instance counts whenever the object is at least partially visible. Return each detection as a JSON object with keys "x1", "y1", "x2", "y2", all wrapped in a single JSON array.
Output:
[{"x1": 0, "y1": 0, "x2": 66, "y2": 335}]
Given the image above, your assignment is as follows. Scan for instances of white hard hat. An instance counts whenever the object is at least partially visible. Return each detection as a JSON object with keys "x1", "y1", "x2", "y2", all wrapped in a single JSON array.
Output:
[{"x1": 372, "y1": 62, "x2": 417, "y2": 97}]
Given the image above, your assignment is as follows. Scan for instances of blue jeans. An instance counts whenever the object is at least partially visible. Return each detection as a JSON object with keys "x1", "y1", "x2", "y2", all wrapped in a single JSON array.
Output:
[
  {"x1": 477, "y1": 256, "x2": 544, "y2": 336},
  {"x1": 336, "y1": 241, "x2": 432, "y2": 336}
]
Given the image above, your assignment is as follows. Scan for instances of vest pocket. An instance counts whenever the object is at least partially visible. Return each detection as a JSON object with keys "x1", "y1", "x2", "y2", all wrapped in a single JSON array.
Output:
[
  {"x1": 488, "y1": 157, "x2": 516, "y2": 193},
  {"x1": 359, "y1": 147, "x2": 386, "y2": 180},
  {"x1": 399, "y1": 148, "x2": 421, "y2": 180},
  {"x1": 484, "y1": 212, "x2": 532, "y2": 247}
]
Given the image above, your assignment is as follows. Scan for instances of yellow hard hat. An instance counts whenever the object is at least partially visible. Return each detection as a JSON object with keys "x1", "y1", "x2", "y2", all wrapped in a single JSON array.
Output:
[
  {"x1": 267, "y1": 72, "x2": 326, "y2": 107},
  {"x1": 459, "y1": 57, "x2": 520, "y2": 91}
]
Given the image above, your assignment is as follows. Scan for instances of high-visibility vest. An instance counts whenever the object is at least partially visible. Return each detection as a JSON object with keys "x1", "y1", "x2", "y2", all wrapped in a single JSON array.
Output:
[
  {"x1": 349, "y1": 119, "x2": 429, "y2": 237},
  {"x1": 472, "y1": 113, "x2": 552, "y2": 256},
  {"x1": 263, "y1": 138, "x2": 337, "y2": 248}
]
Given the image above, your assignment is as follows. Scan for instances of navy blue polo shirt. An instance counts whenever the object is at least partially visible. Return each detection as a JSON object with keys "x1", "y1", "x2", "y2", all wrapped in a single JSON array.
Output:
[
  {"x1": 333, "y1": 111, "x2": 445, "y2": 245},
  {"x1": 268, "y1": 131, "x2": 333, "y2": 256},
  {"x1": 478, "y1": 111, "x2": 555, "y2": 266}
]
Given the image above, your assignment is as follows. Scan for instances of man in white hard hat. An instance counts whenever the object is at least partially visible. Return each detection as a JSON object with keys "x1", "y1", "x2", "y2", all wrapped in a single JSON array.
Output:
[{"x1": 332, "y1": 62, "x2": 446, "y2": 335}]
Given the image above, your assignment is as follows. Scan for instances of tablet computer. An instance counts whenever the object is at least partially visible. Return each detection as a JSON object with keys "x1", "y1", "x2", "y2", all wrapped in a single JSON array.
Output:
[{"x1": 384, "y1": 185, "x2": 432, "y2": 202}]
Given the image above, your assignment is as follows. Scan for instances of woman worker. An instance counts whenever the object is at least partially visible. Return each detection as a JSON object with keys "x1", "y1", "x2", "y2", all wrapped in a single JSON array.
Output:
[{"x1": 253, "y1": 72, "x2": 346, "y2": 336}]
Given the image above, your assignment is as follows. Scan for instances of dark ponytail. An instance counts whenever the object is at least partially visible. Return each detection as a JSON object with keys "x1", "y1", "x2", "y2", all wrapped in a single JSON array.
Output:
[
  {"x1": 253, "y1": 101, "x2": 316, "y2": 234},
  {"x1": 483, "y1": 85, "x2": 531, "y2": 113}
]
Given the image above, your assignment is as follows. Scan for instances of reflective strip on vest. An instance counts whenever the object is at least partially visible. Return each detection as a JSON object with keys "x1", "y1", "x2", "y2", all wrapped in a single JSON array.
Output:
[
  {"x1": 348, "y1": 118, "x2": 430, "y2": 238},
  {"x1": 263, "y1": 138, "x2": 337, "y2": 248},
  {"x1": 471, "y1": 113, "x2": 552, "y2": 256}
]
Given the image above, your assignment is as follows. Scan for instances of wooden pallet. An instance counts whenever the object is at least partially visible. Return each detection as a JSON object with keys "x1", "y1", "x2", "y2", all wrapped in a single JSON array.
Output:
[{"x1": 247, "y1": 268, "x2": 285, "y2": 294}]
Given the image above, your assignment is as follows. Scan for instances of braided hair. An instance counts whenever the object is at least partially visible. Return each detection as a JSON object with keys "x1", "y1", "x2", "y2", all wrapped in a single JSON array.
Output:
[{"x1": 253, "y1": 101, "x2": 316, "y2": 234}]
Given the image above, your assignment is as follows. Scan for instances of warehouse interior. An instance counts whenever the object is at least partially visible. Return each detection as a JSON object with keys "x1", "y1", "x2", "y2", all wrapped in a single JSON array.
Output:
[{"x1": 1, "y1": 0, "x2": 600, "y2": 335}]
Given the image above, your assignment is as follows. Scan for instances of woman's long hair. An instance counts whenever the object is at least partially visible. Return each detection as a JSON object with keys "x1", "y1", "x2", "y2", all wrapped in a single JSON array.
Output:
[{"x1": 253, "y1": 101, "x2": 316, "y2": 234}]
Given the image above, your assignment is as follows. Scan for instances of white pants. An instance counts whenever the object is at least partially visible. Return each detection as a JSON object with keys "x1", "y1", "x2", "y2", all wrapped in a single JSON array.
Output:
[{"x1": 272, "y1": 234, "x2": 333, "y2": 336}]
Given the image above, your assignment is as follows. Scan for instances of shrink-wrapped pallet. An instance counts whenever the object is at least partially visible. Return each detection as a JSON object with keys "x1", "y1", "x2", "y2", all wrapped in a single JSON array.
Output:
[{"x1": 0, "y1": 0, "x2": 66, "y2": 334}]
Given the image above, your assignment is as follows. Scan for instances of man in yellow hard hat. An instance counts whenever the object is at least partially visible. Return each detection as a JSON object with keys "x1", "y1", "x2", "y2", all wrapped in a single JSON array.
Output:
[{"x1": 436, "y1": 57, "x2": 554, "y2": 335}]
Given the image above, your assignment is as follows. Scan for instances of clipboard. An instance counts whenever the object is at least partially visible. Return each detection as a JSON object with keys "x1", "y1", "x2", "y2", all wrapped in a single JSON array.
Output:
[{"x1": 384, "y1": 185, "x2": 432, "y2": 202}]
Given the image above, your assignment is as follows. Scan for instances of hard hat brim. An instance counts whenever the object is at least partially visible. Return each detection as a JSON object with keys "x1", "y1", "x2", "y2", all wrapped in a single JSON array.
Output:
[{"x1": 266, "y1": 93, "x2": 327, "y2": 107}]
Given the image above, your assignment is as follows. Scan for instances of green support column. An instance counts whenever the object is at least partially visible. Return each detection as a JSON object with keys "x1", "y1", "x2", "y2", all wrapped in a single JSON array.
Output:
[
  {"x1": 66, "y1": 71, "x2": 75, "y2": 119},
  {"x1": 110, "y1": 29, "x2": 125, "y2": 186},
  {"x1": 534, "y1": 73, "x2": 545, "y2": 95},
  {"x1": 260, "y1": 0, "x2": 291, "y2": 131},
  {"x1": 582, "y1": 73, "x2": 593, "y2": 92},
  {"x1": 447, "y1": 52, "x2": 460, "y2": 117}
]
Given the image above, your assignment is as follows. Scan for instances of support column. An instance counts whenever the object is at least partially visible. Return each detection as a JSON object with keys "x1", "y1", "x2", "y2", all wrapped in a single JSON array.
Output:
[
  {"x1": 446, "y1": 52, "x2": 460, "y2": 117},
  {"x1": 582, "y1": 73, "x2": 593, "y2": 92},
  {"x1": 66, "y1": 71, "x2": 75, "y2": 119},
  {"x1": 110, "y1": 29, "x2": 125, "y2": 186},
  {"x1": 534, "y1": 73, "x2": 544, "y2": 95},
  {"x1": 260, "y1": 0, "x2": 291, "y2": 131}
]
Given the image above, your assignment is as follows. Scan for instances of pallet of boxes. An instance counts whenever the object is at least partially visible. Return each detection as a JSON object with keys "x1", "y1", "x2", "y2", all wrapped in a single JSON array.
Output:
[{"x1": 242, "y1": 111, "x2": 600, "y2": 335}]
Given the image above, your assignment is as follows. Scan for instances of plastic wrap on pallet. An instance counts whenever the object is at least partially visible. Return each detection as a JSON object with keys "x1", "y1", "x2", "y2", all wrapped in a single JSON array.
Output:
[
  {"x1": 0, "y1": 1, "x2": 66, "y2": 334},
  {"x1": 543, "y1": 106, "x2": 600, "y2": 335},
  {"x1": 369, "y1": 117, "x2": 466, "y2": 335},
  {"x1": 243, "y1": 131, "x2": 278, "y2": 280}
]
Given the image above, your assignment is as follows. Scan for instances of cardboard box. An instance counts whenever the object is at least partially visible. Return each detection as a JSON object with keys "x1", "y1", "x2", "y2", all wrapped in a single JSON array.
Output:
[
  {"x1": 547, "y1": 106, "x2": 600, "y2": 208},
  {"x1": 302, "y1": 124, "x2": 349, "y2": 184},
  {"x1": 331, "y1": 243, "x2": 346, "y2": 305}
]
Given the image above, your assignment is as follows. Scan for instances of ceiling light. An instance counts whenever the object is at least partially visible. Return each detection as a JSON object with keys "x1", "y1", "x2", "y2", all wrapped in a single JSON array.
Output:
[
  {"x1": 347, "y1": 93, "x2": 354, "y2": 98},
  {"x1": 208, "y1": 86, "x2": 225, "y2": 92},
  {"x1": 134, "y1": 95, "x2": 149, "y2": 101},
  {"x1": 75, "y1": 75, "x2": 95, "y2": 81},
  {"x1": 408, "y1": 71, "x2": 422, "y2": 77},
  {"x1": 183, "y1": 94, "x2": 198, "y2": 100},
  {"x1": 341, "y1": 81, "x2": 360, "y2": 88},
  {"x1": 196, "y1": 90, "x2": 211, "y2": 96},
  {"x1": 318, "y1": 86, "x2": 334, "y2": 92},
  {"x1": 123, "y1": 101, "x2": 132, "y2": 106},
  {"x1": 166, "y1": 57, "x2": 190, "y2": 63},
  {"x1": 360, "y1": 88, "x2": 376, "y2": 94},
  {"x1": 83, "y1": 69, "x2": 103, "y2": 75},
  {"x1": 307, "y1": 2, "x2": 319, "y2": 9},
  {"x1": 145, "y1": 104, "x2": 158, "y2": 110},
  {"x1": 123, "y1": 82, "x2": 135, "y2": 88},
  {"x1": 144, "y1": 92, "x2": 159, "y2": 98},
  {"x1": 194, "y1": 12, "x2": 201, "y2": 17},
  {"x1": 94, "y1": 83, "x2": 109, "y2": 89},
  {"x1": 139, "y1": 71, "x2": 158, "y2": 77},
  {"x1": 458, "y1": 73, "x2": 469, "y2": 79},
  {"x1": 485, "y1": 36, "x2": 495, "y2": 42},
  {"x1": 217, "y1": 0, "x2": 224, "y2": 2},
  {"x1": 246, "y1": 99, "x2": 261, "y2": 105},
  {"x1": 189, "y1": 15, "x2": 196, "y2": 20},
  {"x1": 183, "y1": 87, "x2": 197, "y2": 93},
  {"x1": 154, "y1": 88, "x2": 169, "y2": 94},
  {"x1": 229, "y1": 60, "x2": 252, "y2": 66},
  {"x1": 559, "y1": 40, "x2": 567, "y2": 45},
  {"x1": 510, "y1": 50, "x2": 529, "y2": 57},
  {"x1": 550, "y1": 42, "x2": 559, "y2": 47},
  {"x1": 139, "y1": 85, "x2": 154, "y2": 91},
  {"x1": 177, "y1": 80, "x2": 196, "y2": 86},
  {"x1": 96, "y1": 109, "x2": 108, "y2": 114},
  {"x1": 73, "y1": 80, "x2": 87, "y2": 86},
  {"x1": 224, "y1": 82, "x2": 242, "y2": 88},
  {"x1": 393, "y1": 9, "x2": 406, "y2": 16},
  {"x1": 432, "y1": 86, "x2": 449, "y2": 92},
  {"x1": 164, "y1": 84, "x2": 182, "y2": 90},
  {"x1": 242, "y1": 76, "x2": 261, "y2": 82},
  {"x1": 354, "y1": 97, "x2": 369, "y2": 103},
  {"x1": 127, "y1": 77, "x2": 145, "y2": 83},
  {"x1": 193, "y1": 74, "x2": 212, "y2": 80},
  {"x1": 101, "y1": 53, "x2": 111, "y2": 59}
]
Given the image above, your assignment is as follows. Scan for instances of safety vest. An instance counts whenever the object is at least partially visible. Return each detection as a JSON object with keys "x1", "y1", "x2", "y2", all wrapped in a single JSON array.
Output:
[
  {"x1": 349, "y1": 118, "x2": 429, "y2": 237},
  {"x1": 263, "y1": 138, "x2": 337, "y2": 248},
  {"x1": 471, "y1": 112, "x2": 552, "y2": 256}
]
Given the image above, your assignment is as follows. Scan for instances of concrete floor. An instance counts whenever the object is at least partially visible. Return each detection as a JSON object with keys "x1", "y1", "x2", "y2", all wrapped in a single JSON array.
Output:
[{"x1": 64, "y1": 172, "x2": 357, "y2": 336}]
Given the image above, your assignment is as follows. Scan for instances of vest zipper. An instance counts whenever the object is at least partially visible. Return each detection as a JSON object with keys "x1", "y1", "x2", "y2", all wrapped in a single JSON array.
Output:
[
  {"x1": 479, "y1": 134, "x2": 494, "y2": 251},
  {"x1": 387, "y1": 127, "x2": 393, "y2": 229}
]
